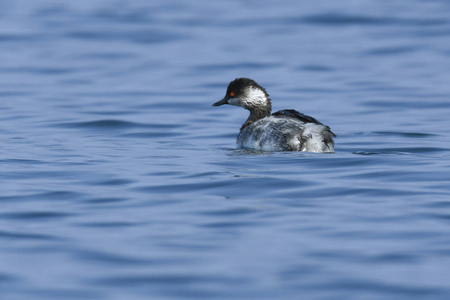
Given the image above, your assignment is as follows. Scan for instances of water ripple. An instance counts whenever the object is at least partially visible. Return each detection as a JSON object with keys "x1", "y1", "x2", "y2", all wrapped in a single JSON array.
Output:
[
  {"x1": 136, "y1": 177, "x2": 314, "y2": 198},
  {"x1": 365, "y1": 46, "x2": 420, "y2": 56},
  {"x1": 355, "y1": 147, "x2": 447, "y2": 155},
  {"x1": 372, "y1": 131, "x2": 438, "y2": 138},
  {"x1": 289, "y1": 14, "x2": 448, "y2": 27},
  {"x1": 0, "y1": 230, "x2": 61, "y2": 241},
  {"x1": 119, "y1": 131, "x2": 183, "y2": 138},
  {"x1": 67, "y1": 29, "x2": 185, "y2": 44},
  {"x1": 194, "y1": 62, "x2": 279, "y2": 72},
  {"x1": 72, "y1": 249, "x2": 156, "y2": 266},
  {"x1": 54, "y1": 120, "x2": 181, "y2": 133},
  {"x1": 0, "y1": 211, "x2": 74, "y2": 221},
  {"x1": 319, "y1": 279, "x2": 443, "y2": 297},
  {"x1": 93, "y1": 273, "x2": 248, "y2": 287},
  {"x1": 1, "y1": 66, "x2": 74, "y2": 75},
  {"x1": 0, "y1": 191, "x2": 85, "y2": 203},
  {"x1": 56, "y1": 119, "x2": 146, "y2": 129}
]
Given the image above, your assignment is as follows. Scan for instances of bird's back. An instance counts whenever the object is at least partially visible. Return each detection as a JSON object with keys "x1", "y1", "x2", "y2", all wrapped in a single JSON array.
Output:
[{"x1": 237, "y1": 110, "x2": 335, "y2": 153}]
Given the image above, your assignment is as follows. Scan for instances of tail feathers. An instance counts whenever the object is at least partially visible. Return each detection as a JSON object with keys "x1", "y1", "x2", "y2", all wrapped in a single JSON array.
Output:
[{"x1": 301, "y1": 124, "x2": 335, "y2": 153}]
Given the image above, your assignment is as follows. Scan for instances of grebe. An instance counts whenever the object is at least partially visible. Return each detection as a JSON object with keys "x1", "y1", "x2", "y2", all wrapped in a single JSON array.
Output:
[{"x1": 212, "y1": 78, "x2": 335, "y2": 153}]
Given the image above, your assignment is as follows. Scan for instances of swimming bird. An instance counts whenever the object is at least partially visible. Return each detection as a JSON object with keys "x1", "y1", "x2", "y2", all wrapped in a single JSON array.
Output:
[{"x1": 212, "y1": 78, "x2": 335, "y2": 153}]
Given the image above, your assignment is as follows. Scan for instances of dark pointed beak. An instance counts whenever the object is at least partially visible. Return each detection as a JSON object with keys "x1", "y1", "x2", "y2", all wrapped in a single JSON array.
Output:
[{"x1": 212, "y1": 96, "x2": 229, "y2": 107}]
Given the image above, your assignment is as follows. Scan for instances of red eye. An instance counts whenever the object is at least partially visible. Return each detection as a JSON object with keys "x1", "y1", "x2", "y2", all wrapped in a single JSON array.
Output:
[{"x1": 230, "y1": 92, "x2": 235, "y2": 97}]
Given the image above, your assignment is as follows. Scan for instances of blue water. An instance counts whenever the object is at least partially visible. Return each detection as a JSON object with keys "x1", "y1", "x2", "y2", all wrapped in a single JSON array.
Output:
[{"x1": 1, "y1": 0, "x2": 450, "y2": 299}]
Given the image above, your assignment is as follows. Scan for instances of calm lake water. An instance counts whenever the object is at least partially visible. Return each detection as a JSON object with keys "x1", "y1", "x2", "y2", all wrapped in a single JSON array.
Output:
[{"x1": 1, "y1": 0, "x2": 450, "y2": 299}]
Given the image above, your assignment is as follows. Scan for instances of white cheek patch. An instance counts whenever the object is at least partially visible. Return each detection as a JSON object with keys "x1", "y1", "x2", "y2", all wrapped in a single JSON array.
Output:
[
  {"x1": 227, "y1": 87, "x2": 268, "y2": 109},
  {"x1": 244, "y1": 87, "x2": 266, "y2": 107}
]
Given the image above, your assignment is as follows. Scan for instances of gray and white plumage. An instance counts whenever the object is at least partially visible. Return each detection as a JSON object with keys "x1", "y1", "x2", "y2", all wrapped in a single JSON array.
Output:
[{"x1": 213, "y1": 78, "x2": 336, "y2": 153}]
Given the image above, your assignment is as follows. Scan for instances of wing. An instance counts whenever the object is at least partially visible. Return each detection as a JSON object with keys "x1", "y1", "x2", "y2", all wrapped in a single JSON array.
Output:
[{"x1": 272, "y1": 109, "x2": 323, "y2": 125}]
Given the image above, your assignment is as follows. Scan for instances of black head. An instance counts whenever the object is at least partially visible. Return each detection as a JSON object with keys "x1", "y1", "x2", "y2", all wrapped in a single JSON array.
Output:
[{"x1": 212, "y1": 78, "x2": 268, "y2": 107}]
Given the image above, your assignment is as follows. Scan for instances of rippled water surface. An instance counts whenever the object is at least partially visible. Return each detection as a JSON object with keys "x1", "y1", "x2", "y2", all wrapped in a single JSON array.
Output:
[{"x1": 1, "y1": 0, "x2": 450, "y2": 299}]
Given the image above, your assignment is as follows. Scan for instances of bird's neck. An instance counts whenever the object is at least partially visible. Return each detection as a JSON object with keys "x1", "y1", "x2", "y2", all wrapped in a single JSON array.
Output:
[{"x1": 241, "y1": 101, "x2": 272, "y2": 130}]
